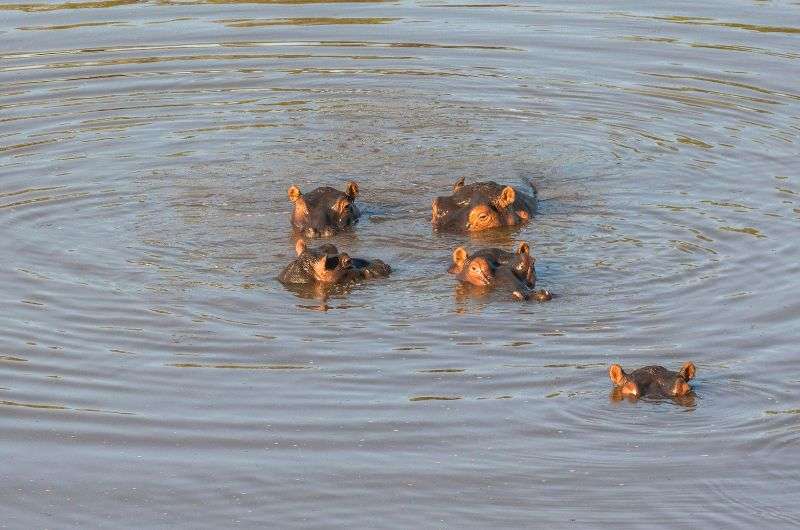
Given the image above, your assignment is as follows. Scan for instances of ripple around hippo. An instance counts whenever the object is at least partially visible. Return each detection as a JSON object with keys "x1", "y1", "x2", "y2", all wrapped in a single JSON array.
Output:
[{"x1": 2, "y1": 0, "x2": 800, "y2": 528}]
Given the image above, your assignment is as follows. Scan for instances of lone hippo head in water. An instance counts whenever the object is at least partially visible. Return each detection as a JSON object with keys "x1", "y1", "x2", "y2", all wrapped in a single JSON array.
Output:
[
  {"x1": 278, "y1": 239, "x2": 390, "y2": 286},
  {"x1": 449, "y1": 242, "x2": 551, "y2": 302},
  {"x1": 431, "y1": 177, "x2": 537, "y2": 232},
  {"x1": 287, "y1": 181, "x2": 360, "y2": 238},
  {"x1": 608, "y1": 362, "x2": 696, "y2": 399}
]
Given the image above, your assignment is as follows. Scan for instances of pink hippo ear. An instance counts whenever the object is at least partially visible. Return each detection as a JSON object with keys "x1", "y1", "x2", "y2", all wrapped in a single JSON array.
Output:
[
  {"x1": 448, "y1": 247, "x2": 469, "y2": 274},
  {"x1": 288, "y1": 185, "x2": 302, "y2": 202},
  {"x1": 295, "y1": 239, "x2": 307, "y2": 256},
  {"x1": 497, "y1": 186, "x2": 516, "y2": 207},
  {"x1": 608, "y1": 364, "x2": 626, "y2": 386},
  {"x1": 289, "y1": 186, "x2": 309, "y2": 222},
  {"x1": 517, "y1": 242, "x2": 530, "y2": 255},
  {"x1": 679, "y1": 361, "x2": 696, "y2": 381},
  {"x1": 452, "y1": 247, "x2": 468, "y2": 267},
  {"x1": 453, "y1": 177, "x2": 465, "y2": 192},
  {"x1": 344, "y1": 181, "x2": 359, "y2": 200}
]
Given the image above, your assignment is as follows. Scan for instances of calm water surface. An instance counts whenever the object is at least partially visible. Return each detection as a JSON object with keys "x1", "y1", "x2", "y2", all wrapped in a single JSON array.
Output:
[{"x1": 1, "y1": 0, "x2": 799, "y2": 527}]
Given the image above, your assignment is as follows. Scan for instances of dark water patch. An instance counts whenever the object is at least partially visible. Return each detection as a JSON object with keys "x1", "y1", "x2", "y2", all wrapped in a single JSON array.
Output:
[
  {"x1": 168, "y1": 363, "x2": 313, "y2": 369},
  {"x1": 409, "y1": 396, "x2": 462, "y2": 402},
  {"x1": 0, "y1": 356, "x2": 28, "y2": 362},
  {"x1": 1, "y1": 399, "x2": 135, "y2": 415},
  {"x1": 0, "y1": 0, "x2": 143, "y2": 12},
  {"x1": 216, "y1": 17, "x2": 399, "y2": 28}
]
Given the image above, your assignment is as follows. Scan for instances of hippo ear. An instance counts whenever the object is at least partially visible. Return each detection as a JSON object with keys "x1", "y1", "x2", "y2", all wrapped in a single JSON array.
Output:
[
  {"x1": 608, "y1": 364, "x2": 626, "y2": 386},
  {"x1": 345, "y1": 181, "x2": 359, "y2": 199},
  {"x1": 453, "y1": 177, "x2": 465, "y2": 192},
  {"x1": 497, "y1": 186, "x2": 516, "y2": 207},
  {"x1": 679, "y1": 361, "x2": 696, "y2": 381},
  {"x1": 288, "y1": 185, "x2": 302, "y2": 203},
  {"x1": 452, "y1": 247, "x2": 469, "y2": 267},
  {"x1": 295, "y1": 239, "x2": 307, "y2": 256},
  {"x1": 517, "y1": 242, "x2": 530, "y2": 255}
]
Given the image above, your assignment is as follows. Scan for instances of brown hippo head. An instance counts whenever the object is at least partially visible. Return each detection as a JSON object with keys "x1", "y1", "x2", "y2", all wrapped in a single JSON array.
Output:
[
  {"x1": 288, "y1": 181, "x2": 360, "y2": 238},
  {"x1": 431, "y1": 177, "x2": 536, "y2": 232},
  {"x1": 279, "y1": 239, "x2": 354, "y2": 285},
  {"x1": 608, "y1": 362, "x2": 696, "y2": 399},
  {"x1": 449, "y1": 242, "x2": 536, "y2": 289},
  {"x1": 278, "y1": 239, "x2": 391, "y2": 286},
  {"x1": 448, "y1": 243, "x2": 550, "y2": 302}
]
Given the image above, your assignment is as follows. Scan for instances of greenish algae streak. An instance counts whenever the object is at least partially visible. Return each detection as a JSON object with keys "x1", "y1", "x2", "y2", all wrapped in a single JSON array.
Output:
[
  {"x1": 169, "y1": 363, "x2": 311, "y2": 369},
  {"x1": 719, "y1": 226, "x2": 765, "y2": 238}
]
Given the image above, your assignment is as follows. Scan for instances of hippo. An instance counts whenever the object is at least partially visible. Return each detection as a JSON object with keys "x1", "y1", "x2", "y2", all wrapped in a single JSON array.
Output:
[
  {"x1": 287, "y1": 181, "x2": 360, "y2": 238},
  {"x1": 278, "y1": 239, "x2": 390, "y2": 286},
  {"x1": 431, "y1": 177, "x2": 537, "y2": 232},
  {"x1": 608, "y1": 362, "x2": 696, "y2": 399},
  {"x1": 449, "y1": 242, "x2": 551, "y2": 302},
  {"x1": 449, "y1": 242, "x2": 536, "y2": 288}
]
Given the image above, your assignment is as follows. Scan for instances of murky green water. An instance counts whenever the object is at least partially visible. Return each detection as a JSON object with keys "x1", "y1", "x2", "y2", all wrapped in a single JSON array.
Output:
[{"x1": 1, "y1": 1, "x2": 799, "y2": 527}]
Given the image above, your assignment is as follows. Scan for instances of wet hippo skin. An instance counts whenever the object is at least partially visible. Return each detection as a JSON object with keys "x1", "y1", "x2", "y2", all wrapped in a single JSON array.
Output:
[
  {"x1": 431, "y1": 177, "x2": 537, "y2": 232},
  {"x1": 449, "y1": 242, "x2": 551, "y2": 302},
  {"x1": 608, "y1": 362, "x2": 696, "y2": 399},
  {"x1": 288, "y1": 181, "x2": 361, "y2": 238},
  {"x1": 278, "y1": 239, "x2": 390, "y2": 285},
  {"x1": 449, "y1": 242, "x2": 536, "y2": 288}
]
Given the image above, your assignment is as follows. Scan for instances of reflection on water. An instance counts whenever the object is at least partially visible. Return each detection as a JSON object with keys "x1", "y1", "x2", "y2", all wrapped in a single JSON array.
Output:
[
  {"x1": 609, "y1": 387, "x2": 697, "y2": 409},
  {"x1": 2, "y1": 0, "x2": 800, "y2": 527}
]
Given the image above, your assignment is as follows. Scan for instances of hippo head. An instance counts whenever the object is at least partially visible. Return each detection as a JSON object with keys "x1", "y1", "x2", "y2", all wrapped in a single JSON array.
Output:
[
  {"x1": 451, "y1": 247, "x2": 495, "y2": 287},
  {"x1": 431, "y1": 177, "x2": 532, "y2": 232},
  {"x1": 294, "y1": 239, "x2": 354, "y2": 283},
  {"x1": 449, "y1": 242, "x2": 536, "y2": 288},
  {"x1": 608, "y1": 362, "x2": 696, "y2": 399},
  {"x1": 288, "y1": 181, "x2": 360, "y2": 238}
]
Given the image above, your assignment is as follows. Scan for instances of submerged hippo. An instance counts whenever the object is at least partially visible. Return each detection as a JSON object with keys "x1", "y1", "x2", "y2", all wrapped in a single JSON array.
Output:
[
  {"x1": 449, "y1": 242, "x2": 551, "y2": 302},
  {"x1": 608, "y1": 362, "x2": 696, "y2": 399},
  {"x1": 278, "y1": 239, "x2": 390, "y2": 286},
  {"x1": 432, "y1": 177, "x2": 537, "y2": 232},
  {"x1": 287, "y1": 181, "x2": 360, "y2": 238}
]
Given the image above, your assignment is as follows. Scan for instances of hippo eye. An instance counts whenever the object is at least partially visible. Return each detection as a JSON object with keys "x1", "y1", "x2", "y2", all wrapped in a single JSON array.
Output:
[
  {"x1": 478, "y1": 213, "x2": 488, "y2": 220},
  {"x1": 333, "y1": 200, "x2": 351, "y2": 215}
]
